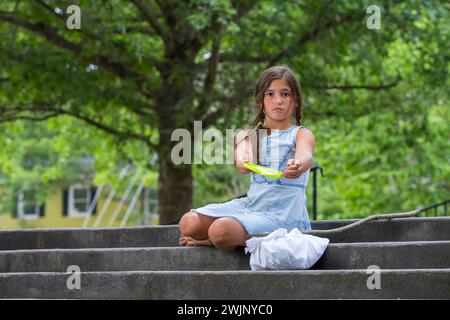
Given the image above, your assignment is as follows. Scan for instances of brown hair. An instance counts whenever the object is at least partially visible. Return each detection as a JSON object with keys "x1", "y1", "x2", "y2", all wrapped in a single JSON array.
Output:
[{"x1": 252, "y1": 66, "x2": 303, "y2": 163}]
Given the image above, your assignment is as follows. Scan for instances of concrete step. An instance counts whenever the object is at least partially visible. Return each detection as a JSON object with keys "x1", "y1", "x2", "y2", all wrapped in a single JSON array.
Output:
[
  {"x1": 1, "y1": 217, "x2": 449, "y2": 250},
  {"x1": 313, "y1": 240, "x2": 450, "y2": 270},
  {"x1": 0, "y1": 247, "x2": 249, "y2": 272},
  {"x1": 1, "y1": 241, "x2": 450, "y2": 273},
  {"x1": 1, "y1": 269, "x2": 449, "y2": 299},
  {"x1": 2, "y1": 217, "x2": 449, "y2": 299},
  {"x1": 0, "y1": 226, "x2": 179, "y2": 250},
  {"x1": 315, "y1": 217, "x2": 450, "y2": 243}
]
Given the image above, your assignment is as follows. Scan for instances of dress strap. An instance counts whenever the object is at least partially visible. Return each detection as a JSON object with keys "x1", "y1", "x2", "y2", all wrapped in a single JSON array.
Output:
[
  {"x1": 277, "y1": 143, "x2": 295, "y2": 172},
  {"x1": 276, "y1": 126, "x2": 301, "y2": 172}
]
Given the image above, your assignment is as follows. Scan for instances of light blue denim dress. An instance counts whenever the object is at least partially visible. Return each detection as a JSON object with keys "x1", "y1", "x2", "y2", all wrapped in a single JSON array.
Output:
[{"x1": 192, "y1": 126, "x2": 311, "y2": 236}]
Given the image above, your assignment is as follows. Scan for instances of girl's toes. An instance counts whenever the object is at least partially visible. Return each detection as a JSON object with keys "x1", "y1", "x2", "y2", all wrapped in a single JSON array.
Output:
[{"x1": 179, "y1": 236, "x2": 189, "y2": 246}]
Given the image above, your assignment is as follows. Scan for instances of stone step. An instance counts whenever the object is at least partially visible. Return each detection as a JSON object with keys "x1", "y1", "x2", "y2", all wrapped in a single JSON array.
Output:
[
  {"x1": 313, "y1": 240, "x2": 450, "y2": 270},
  {"x1": 1, "y1": 240, "x2": 450, "y2": 273},
  {"x1": 0, "y1": 226, "x2": 179, "y2": 250},
  {"x1": 1, "y1": 269, "x2": 449, "y2": 299},
  {"x1": 1, "y1": 217, "x2": 449, "y2": 250},
  {"x1": 317, "y1": 217, "x2": 450, "y2": 243},
  {"x1": 0, "y1": 247, "x2": 249, "y2": 272}
]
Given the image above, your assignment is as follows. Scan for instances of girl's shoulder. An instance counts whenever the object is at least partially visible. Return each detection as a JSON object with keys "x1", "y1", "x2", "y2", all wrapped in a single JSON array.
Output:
[
  {"x1": 295, "y1": 126, "x2": 315, "y2": 143},
  {"x1": 296, "y1": 126, "x2": 313, "y2": 135}
]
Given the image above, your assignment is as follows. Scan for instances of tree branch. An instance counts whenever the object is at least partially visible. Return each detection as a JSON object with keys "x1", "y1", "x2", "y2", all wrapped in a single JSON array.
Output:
[
  {"x1": 217, "y1": 3, "x2": 337, "y2": 65},
  {"x1": 306, "y1": 209, "x2": 422, "y2": 236},
  {"x1": 3, "y1": 45, "x2": 157, "y2": 124},
  {"x1": 267, "y1": 1, "x2": 362, "y2": 66},
  {"x1": 193, "y1": 15, "x2": 224, "y2": 120},
  {"x1": 0, "y1": 10, "x2": 144, "y2": 79},
  {"x1": 201, "y1": 83, "x2": 254, "y2": 128},
  {"x1": 0, "y1": 104, "x2": 157, "y2": 148},
  {"x1": 231, "y1": 0, "x2": 259, "y2": 22},
  {"x1": 203, "y1": 1, "x2": 260, "y2": 64},
  {"x1": 269, "y1": 1, "x2": 333, "y2": 66},
  {"x1": 60, "y1": 109, "x2": 154, "y2": 146},
  {"x1": 203, "y1": 23, "x2": 222, "y2": 93},
  {"x1": 130, "y1": 0, "x2": 169, "y2": 43},
  {"x1": 0, "y1": 9, "x2": 159, "y2": 99},
  {"x1": 218, "y1": 2, "x2": 362, "y2": 67},
  {"x1": 0, "y1": 113, "x2": 61, "y2": 123},
  {"x1": 219, "y1": 53, "x2": 270, "y2": 63},
  {"x1": 195, "y1": 2, "x2": 265, "y2": 118},
  {"x1": 32, "y1": 0, "x2": 161, "y2": 66},
  {"x1": 0, "y1": 10, "x2": 81, "y2": 53},
  {"x1": 32, "y1": 0, "x2": 63, "y2": 20},
  {"x1": 249, "y1": 208, "x2": 422, "y2": 237},
  {"x1": 311, "y1": 74, "x2": 402, "y2": 91}
]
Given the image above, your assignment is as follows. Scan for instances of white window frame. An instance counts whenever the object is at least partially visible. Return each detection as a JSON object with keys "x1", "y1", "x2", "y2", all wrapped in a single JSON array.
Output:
[
  {"x1": 143, "y1": 187, "x2": 159, "y2": 223},
  {"x1": 68, "y1": 184, "x2": 92, "y2": 217},
  {"x1": 17, "y1": 189, "x2": 40, "y2": 220}
]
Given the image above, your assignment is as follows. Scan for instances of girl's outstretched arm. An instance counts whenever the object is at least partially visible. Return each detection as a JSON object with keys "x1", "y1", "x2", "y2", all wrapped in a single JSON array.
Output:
[
  {"x1": 283, "y1": 128, "x2": 315, "y2": 179},
  {"x1": 234, "y1": 130, "x2": 254, "y2": 174}
]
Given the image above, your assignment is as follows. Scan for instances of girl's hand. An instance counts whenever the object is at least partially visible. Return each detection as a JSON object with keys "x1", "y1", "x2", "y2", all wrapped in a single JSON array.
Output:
[
  {"x1": 236, "y1": 160, "x2": 251, "y2": 174},
  {"x1": 236, "y1": 154, "x2": 251, "y2": 174},
  {"x1": 235, "y1": 130, "x2": 253, "y2": 174},
  {"x1": 283, "y1": 159, "x2": 302, "y2": 179}
]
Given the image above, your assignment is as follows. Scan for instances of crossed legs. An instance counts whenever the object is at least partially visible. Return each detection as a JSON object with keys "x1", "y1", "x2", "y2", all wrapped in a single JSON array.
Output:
[{"x1": 179, "y1": 212, "x2": 248, "y2": 251}]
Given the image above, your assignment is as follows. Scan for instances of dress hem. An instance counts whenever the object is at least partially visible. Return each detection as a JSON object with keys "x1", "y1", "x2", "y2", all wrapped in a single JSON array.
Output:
[{"x1": 191, "y1": 209, "x2": 251, "y2": 235}]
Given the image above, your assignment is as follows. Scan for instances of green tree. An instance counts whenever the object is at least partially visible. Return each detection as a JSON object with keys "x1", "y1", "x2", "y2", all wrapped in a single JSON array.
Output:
[
  {"x1": 0, "y1": 116, "x2": 157, "y2": 217},
  {"x1": 1, "y1": 0, "x2": 448, "y2": 223}
]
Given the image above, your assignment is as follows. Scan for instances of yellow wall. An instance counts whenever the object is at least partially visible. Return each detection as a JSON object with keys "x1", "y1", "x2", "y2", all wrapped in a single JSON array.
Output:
[{"x1": 0, "y1": 188, "x2": 153, "y2": 230}]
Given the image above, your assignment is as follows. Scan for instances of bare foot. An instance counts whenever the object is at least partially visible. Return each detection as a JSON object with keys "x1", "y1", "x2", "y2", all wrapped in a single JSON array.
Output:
[{"x1": 179, "y1": 236, "x2": 212, "y2": 247}]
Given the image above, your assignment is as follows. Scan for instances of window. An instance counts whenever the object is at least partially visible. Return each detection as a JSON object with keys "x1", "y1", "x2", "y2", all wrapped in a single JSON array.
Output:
[
  {"x1": 143, "y1": 187, "x2": 159, "y2": 225},
  {"x1": 17, "y1": 189, "x2": 42, "y2": 220},
  {"x1": 68, "y1": 184, "x2": 93, "y2": 217}
]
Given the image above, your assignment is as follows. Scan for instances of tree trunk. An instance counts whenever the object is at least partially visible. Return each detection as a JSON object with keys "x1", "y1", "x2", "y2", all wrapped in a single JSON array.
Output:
[
  {"x1": 158, "y1": 148, "x2": 193, "y2": 224},
  {"x1": 156, "y1": 97, "x2": 194, "y2": 224},
  {"x1": 156, "y1": 61, "x2": 196, "y2": 224}
]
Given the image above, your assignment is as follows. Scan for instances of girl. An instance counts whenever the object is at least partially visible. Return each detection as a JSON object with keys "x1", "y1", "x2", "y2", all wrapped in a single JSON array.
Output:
[{"x1": 179, "y1": 66, "x2": 315, "y2": 251}]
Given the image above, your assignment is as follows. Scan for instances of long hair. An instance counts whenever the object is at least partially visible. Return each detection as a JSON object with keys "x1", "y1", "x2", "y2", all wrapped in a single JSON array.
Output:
[{"x1": 252, "y1": 66, "x2": 303, "y2": 163}]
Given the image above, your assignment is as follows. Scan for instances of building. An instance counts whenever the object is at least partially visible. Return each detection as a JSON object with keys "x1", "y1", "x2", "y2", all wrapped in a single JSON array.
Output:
[{"x1": 0, "y1": 164, "x2": 159, "y2": 229}]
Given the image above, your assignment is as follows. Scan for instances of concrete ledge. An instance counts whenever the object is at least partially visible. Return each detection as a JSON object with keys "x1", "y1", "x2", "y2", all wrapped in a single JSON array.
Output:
[
  {"x1": 0, "y1": 247, "x2": 249, "y2": 272},
  {"x1": 1, "y1": 217, "x2": 450, "y2": 249},
  {"x1": 313, "y1": 240, "x2": 450, "y2": 270},
  {"x1": 0, "y1": 226, "x2": 179, "y2": 250},
  {"x1": 1, "y1": 241, "x2": 450, "y2": 272},
  {"x1": 1, "y1": 217, "x2": 448, "y2": 299},
  {"x1": 1, "y1": 269, "x2": 449, "y2": 299},
  {"x1": 315, "y1": 217, "x2": 450, "y2": 243}
]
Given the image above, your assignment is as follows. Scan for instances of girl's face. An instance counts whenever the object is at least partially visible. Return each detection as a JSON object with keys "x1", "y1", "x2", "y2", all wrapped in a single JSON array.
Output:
[{"x1": 263, "y1": 78, "x2": 295, "y2": 125}]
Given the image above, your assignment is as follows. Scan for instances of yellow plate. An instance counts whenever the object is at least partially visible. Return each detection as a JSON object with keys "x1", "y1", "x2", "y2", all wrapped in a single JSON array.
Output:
[{"x1": 243, "y1": 162, "x2": 283, "y2": 179}]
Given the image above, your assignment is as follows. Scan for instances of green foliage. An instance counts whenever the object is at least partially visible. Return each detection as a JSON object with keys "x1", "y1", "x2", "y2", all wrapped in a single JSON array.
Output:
[
  {"x1": 0, "y1": 117, "x2": 157, "y2": 215},
  {"x1": 193, "y1": 163, "x2": 250, "y2": 208},
  {"x1": 0, "y1": 0, "x2": 448, "y2": 221}
]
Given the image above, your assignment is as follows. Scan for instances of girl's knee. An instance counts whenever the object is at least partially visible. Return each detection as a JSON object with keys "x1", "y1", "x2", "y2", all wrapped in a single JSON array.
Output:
[
  {"x1": 208, "y1": 221, "x2": 227, "y2": 243},
  {"x1": 179, "y1": 212, "x2": 201, "y2": 235},
  {"x1": 208, "y1": 218, "x2": 246, "y2": 250}
]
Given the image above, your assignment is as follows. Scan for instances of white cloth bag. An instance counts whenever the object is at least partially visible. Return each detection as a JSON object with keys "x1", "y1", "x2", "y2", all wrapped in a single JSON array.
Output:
[{"x1": 244, "y1": 228, "x2": 329, "y2": 270}]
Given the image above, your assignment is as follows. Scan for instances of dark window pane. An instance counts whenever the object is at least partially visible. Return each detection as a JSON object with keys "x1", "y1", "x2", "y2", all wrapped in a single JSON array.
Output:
[
  {"x1": 75, "y1": 202, "x2": 88, "y2": 213},
  {"x1": 23, "y1": 190, "x2": 36, "y2": 202},
  {"x1": 74, "y1": 189, "x2": 88, "y2": 200},
  {"x1": 24, "y1": 204, "x2": 37, "y2": 215}
]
